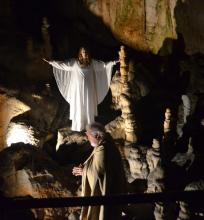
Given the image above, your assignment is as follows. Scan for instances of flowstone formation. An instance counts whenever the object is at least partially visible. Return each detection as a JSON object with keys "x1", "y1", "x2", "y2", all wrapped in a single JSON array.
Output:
[
  {"x1": 83, "y1": 0, "x2": 204, "y2": 54},
  {"x1": 83, "y1": 0, "x2": 177, "y2": 54}
]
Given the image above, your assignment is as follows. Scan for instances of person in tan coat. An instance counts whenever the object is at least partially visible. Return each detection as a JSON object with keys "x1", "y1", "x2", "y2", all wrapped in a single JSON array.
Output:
[{"x1": 72, "y1": 122, "x2": 126, "y2": 220}]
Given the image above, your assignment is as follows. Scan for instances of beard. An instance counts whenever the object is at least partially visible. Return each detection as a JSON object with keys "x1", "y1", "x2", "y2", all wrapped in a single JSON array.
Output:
[{"x1": 78, "y1": 57, "x2": 90, "y2": 67}]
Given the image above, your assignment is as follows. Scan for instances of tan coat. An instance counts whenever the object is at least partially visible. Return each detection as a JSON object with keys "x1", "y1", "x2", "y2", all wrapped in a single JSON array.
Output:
[{"x1": 80, "y1": 141, "x2": 126, "y2": 220}]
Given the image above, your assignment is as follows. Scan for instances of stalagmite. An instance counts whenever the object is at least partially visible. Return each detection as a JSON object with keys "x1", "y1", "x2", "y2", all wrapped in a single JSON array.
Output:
[
  {"x1": 146, "y1": 139, "x2": 161, "y2": 173},
  {"x1": 118, "y1": 46, "x2": 137, "y2": 143},
  {"x1": 146, "y1": 139, "x2": 166, "y2": 220},
  {"x1": 163, "y1": 108, "x2": 173, "y2": 134},
  {"x1": 162, "y1": 108, "x2": 177, "y2": 161},
  {"x1": 106, "y1": 46, "x2": 143, "y2": 183}
]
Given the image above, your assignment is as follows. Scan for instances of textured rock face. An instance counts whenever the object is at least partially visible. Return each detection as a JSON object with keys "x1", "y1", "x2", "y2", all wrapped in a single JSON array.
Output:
[
  {"x1": 2, "y1": 0, "x2": 204, "y2": 57},
  {"x1": 0, "y1": 144, "x2": 77, "y2": 219},
  {"x1": 0, "y1": 93, "x2": 30, "y2": 150},
  {"x1": 6, "y1": 121, "x2": 41, "y2": 147},
  {"x1": 123, "y1": 145, "x2": 148, "y2": 182},
  {"x1": 84, "y1": 0, "x2": 177, "y2": 53},
  {"x1": 177, "y1": 180, "x2": 204, "y2": 219},
  {"x1": 0, "y1": 86, "x2": 60, "y2": 150},
  {"x1": 175, "y1": 0, "x2": 204, "y2": 54},
  {"x1": 84, "y1": 0, "x2": 204, "y2": 54}
]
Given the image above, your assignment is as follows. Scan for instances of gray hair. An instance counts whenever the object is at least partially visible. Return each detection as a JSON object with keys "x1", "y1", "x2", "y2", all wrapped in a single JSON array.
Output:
[{"x1": 86, "y1": 122, "x2": 106, "y2": 140}]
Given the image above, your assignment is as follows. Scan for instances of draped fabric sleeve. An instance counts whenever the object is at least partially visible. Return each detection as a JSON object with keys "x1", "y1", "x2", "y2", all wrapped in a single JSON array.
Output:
[
  {"x1": 48, "y1": 60, "x2": 73, "y2": 71},
  {"x1": 92, "y1": 60, "x2": 116, "y2": 104},
  {"x1": 50, "y1": 60, "x2": 75, "y2": 103}
]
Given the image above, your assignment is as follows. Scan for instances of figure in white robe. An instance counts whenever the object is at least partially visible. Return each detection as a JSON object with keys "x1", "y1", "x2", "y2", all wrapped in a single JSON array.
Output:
[{"x1": 44, "y1": 47, "x2": 117, "y2": 131}]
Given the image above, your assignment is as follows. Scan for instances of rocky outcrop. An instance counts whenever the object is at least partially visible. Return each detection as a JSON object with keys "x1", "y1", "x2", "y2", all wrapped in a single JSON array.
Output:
[
  {"x1": 6, "y1": 121, "x2": 41, "y2": 147},
  {"x1": 0, "y1": 143, "x2": 78, "y2": 219},
  {"x1": 55, "y1": 127, "x2": 92, "y2": 166},
  {"x1": 124, "y1": 145, "x2": 149, "y2": 182},
  {"x1": 83, "y1": 0, "x2": 177, "y2": 54},
  {"x1": 177, "y1": 180, "x2": 204, "y2": 220},
  {"x1": 0, "y1": 91, "x2": 30, "y2": 150},
  {"x1": 83, "y1": 0, "x2": 204, "y2": 55},
  {"x1": 2, "y1": 0, "x2": 204, "y2": 57},
  {"x1": 0, "y1": 85, "x2": 64, "y2": 150}
]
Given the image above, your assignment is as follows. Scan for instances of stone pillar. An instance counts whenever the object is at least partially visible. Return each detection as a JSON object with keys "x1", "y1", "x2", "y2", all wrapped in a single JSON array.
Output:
[
  {"x1": 162, "y1": 108, "x2": 177, "y2": 161},
  {"x1": 119, "y1": 46, "x2": 137, "y2": 143},
  {"x1": 163, "y1": 108, "x2": 173, "y2": 134},
  {"x1": 146, "y1": 139, "x2": 161, "y2": 172},
  {"x1": 119, "y1": 45, "x2": 128, "y2": 84},
  {"x1": 147, "y1": 139, "x2": 167, "y2": 220}
]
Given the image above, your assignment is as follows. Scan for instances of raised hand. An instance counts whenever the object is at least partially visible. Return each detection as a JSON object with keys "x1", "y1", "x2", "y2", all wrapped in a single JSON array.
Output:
[
  {"x1": 72, "y1": 164, "x2": 83, "y2": 176},
  {"x1": 42, "y1": 58, "x2": 50, "y2": 63}
]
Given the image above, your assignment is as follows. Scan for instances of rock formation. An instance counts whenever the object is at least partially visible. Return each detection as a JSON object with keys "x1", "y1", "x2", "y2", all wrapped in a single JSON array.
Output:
[
  {"x1": 107, "y1": 46, "x2": 138, "y2": 143},
  {"x1": 162, "y1": 108, "x2": 177, "y2": 161},
  {"x1": 83, "y1": 0, "x2": 204, "y2": 54},
  {"x1": 177, "y1": 180, "x2": 204, "y2": 220},
  {"x1": 0, "y1": 1, "x2": 204, "y2": 219},
  {"x1": 0, "y1": 84, "x2": 62, "y2": 150},
  {"x1": 146, "y1": 139, "x2": 167, "y2": 220},
  {"x1": 83, "y1": 0, "x2": 177, "y2": 54},
  {"x1": 0, "y1": 143, "x2": 78, "y2": 219},
  {"x1": 0, "y1": 91, "x2": 30, "y2": 150}
]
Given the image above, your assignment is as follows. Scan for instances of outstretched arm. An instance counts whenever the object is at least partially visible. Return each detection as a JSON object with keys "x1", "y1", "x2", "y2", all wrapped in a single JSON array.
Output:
[
  {"x1": 105, "y1": 60, "x2": 119, "y2": 66},
  {"x1": 42, "y1": 58, "x2": 72, "y2": 71},
  {"x1": 42, "y1": 58, "x2": 50, "y2": 63}
]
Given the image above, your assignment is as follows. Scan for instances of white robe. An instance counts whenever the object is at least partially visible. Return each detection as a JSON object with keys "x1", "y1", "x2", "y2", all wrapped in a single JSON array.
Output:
[{"x1": 49, "y1": 59, "x2": 115, "y2": 131}]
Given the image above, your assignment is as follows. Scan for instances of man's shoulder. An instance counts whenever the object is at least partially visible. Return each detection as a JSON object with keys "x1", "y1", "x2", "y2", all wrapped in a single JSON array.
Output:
[
  {"x1": 94, "y1": 145, "x2": 105, "y2": 153},
  {"x1": 92, "y1": 59, "x2": 104, "y2": 65}
]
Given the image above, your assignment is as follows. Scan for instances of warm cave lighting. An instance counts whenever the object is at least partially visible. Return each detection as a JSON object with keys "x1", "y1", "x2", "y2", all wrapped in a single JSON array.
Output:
[{"x1": 6, "y1": 123, "x2": 37, "y2": 147}]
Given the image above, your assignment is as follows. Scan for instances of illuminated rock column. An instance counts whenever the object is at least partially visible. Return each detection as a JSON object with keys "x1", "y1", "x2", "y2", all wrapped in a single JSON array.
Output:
[
  {"x1": 162, "y1": 108, "x2": 177, "y2": 161},
  {"x1": 163, "y1": 108, "x2": 173, "y2": 134},
  {"x1": 119, "y1": 46, "x2": 137, "y2": 143}
]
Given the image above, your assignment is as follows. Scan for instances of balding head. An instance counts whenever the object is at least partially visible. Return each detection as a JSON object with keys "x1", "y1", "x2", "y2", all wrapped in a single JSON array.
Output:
[{"x1": 86, "y1": 122, "x2": 106, "y2": 146}]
